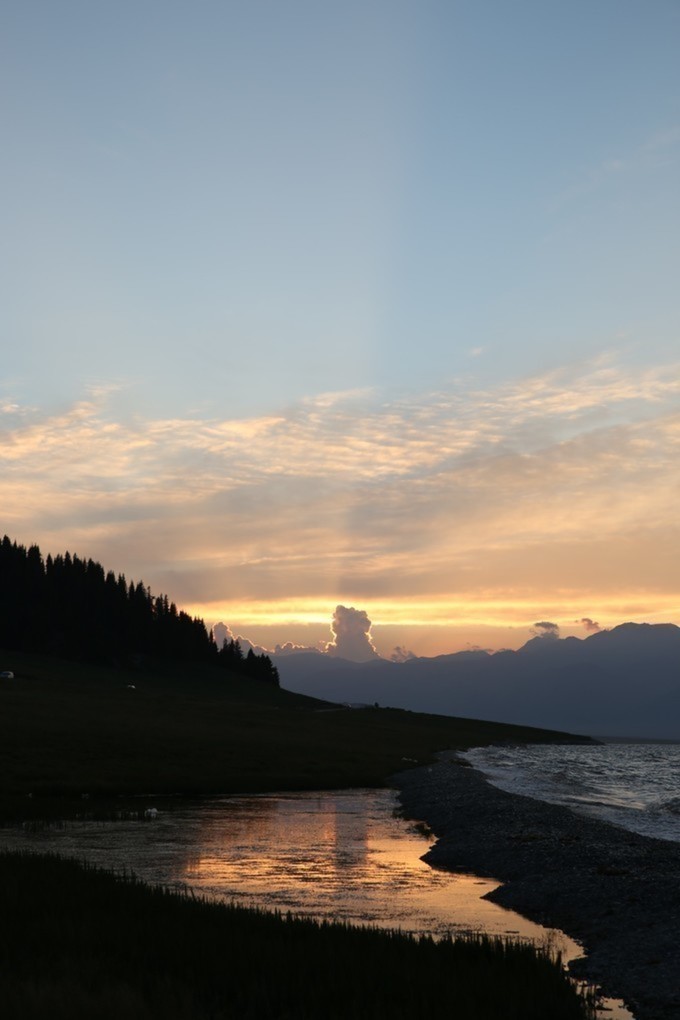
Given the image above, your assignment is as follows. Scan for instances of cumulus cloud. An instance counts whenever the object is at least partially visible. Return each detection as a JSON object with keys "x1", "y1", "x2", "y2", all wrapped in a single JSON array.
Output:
[
  {"x1": 216, "y1": 610, "x2": 381, "y2": 661},
  {"x1": 212, "y1": 621, "x2": 267, "y2": 656},
  {"x1": 273, "y1": 642, "x2": 322, "y2": 657},
  {"x1": 531, "y1": 621, "x2": 560, "y2": 640},
  {"x1": 326, "y1": 605, "x2": 379, "y2": 662},
  {"x1": 577, "y1": 617, "x2": 601, "y2": 633},
  {"x1": 390, "y1": 645, "x2": 416, "y2": 663},
  {"x1": 212, "y1": 622, "x2": 237, "y2": 649}
]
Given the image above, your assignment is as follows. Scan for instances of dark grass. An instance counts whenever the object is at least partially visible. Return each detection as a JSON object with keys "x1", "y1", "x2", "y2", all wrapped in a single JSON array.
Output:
[
  {"x1": 0, "y1": 650, "x2": 589, "y2": 817},
  {"x1": 0, "y1": 653, "x2": 598, "y2": 1017},
  {"x1": 0, "y1": 850, "x2": 596, "y2": 1020}
]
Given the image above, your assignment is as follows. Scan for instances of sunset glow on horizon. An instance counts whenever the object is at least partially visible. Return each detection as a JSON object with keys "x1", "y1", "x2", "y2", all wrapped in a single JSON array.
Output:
[
  {"x1": 3, "y1": 357, "x2": 680, "y2": 657},
  {"x1": 2, "y1": 3, "x2": 679, "y2": 660},
  {"x1": 184, "y1": 590, "x2": 680, "y2": 659}
]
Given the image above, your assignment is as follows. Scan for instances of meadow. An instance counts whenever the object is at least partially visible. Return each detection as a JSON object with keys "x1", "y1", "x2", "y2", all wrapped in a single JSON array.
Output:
[
  {"x1": 0, "y1": 651, "x2": 595, "y2": 1018},
  {"x1": 0, "y1": 649, "x2": 586, "y2": 815}
]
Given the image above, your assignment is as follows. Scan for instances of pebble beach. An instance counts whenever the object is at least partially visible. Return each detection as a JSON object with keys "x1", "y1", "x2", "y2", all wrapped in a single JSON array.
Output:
[{"x1": 395, "y1": 755, "x2": 680, "y2": 1020}]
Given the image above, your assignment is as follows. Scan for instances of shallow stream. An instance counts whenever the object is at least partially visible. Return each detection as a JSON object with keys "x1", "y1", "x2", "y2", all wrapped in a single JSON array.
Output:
[{"x1": 2, "y1": 788, "x2": 632, "y2": 1018}]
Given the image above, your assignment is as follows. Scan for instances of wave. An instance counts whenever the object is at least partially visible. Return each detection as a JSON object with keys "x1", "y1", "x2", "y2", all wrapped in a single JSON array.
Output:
[
  {"x1": 651, "y1": 796, "x2": 680, "y2": 816},
  {"x1": 461, "y1": 743, "x2": 680, "y2": 844}
]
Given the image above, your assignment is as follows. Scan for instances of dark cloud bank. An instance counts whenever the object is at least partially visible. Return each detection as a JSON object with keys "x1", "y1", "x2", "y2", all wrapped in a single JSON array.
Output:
[{"x1": 273, "y1": 623, "x2": 680, "y2": 739}]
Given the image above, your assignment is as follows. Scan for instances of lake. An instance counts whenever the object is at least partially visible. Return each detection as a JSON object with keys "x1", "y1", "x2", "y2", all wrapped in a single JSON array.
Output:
[{"x1": 462, "y1": 741, "x2": 680, "y2": 842}]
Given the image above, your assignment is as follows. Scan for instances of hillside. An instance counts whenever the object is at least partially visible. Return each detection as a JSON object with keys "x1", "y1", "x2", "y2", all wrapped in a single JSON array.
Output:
[
  {"x1": 0, "y1": 533, "x2": 595, "y2": 813},
  {"x1": 0, "y1": 650, "x2": 589, "y2": 815},
  {"x1": 0, "y1": 535, "x2": 278, "y2": 684}
]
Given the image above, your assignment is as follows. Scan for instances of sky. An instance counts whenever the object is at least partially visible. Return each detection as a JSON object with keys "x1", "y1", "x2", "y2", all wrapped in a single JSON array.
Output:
[{"x1": 2, "y1": 1, "x2": 679, "y2": 658}]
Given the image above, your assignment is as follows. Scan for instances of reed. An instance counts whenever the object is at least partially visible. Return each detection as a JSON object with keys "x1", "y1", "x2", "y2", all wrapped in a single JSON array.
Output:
[{"x1": 0, "y1": 850, "x2": 595, "y2": 1020}]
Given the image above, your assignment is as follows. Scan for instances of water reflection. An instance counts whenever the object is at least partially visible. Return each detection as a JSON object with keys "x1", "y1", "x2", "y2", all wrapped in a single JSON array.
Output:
[
  {"x1": 1, "y1": 788, "x2": 632, "y2": 1018},
  {"x1": 181, "y1": 791, "x2": 568, "y2": 942}
]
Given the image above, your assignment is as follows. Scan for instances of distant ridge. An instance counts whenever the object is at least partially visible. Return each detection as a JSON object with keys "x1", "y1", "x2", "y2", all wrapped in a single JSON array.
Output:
[{"x1": 274, "y1": 623, "x2": 680, "y2": 738}]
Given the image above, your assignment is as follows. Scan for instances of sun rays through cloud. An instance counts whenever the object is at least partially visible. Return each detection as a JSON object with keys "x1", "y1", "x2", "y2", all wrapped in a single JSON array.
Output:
[{"x1": 2, "y1": 355, "x2": 679, "y2": 654}]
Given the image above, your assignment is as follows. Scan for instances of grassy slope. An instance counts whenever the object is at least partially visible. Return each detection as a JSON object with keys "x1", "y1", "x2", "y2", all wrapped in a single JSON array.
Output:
[
  {"x1": 0, "y1": 651, "x2": 596, "y2": 1019},
  {"x1": 0, "y1": 649, "x2": 588, "y2": 811}
]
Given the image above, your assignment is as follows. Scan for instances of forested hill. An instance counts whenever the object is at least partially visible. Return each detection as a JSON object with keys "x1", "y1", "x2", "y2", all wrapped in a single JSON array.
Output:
[{"x1": 0, "y1": 536, "x2": 278, "y2": 684}]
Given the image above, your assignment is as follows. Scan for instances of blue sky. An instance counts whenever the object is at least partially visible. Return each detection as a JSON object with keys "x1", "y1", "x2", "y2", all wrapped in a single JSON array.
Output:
[{"x1": 2, "y1": 1, "x2": 679, "y2": 656}]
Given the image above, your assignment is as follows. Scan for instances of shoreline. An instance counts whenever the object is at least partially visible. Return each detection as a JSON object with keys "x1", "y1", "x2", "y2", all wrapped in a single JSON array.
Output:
[{"x1": 394, "y1": 754, "x2": 680, "y2": 1020}]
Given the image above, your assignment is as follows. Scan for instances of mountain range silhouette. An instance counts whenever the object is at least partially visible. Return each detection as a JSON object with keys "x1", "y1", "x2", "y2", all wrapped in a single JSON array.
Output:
[{"x1": 275, "y1": 623, "x2": 680, "y2": 738}]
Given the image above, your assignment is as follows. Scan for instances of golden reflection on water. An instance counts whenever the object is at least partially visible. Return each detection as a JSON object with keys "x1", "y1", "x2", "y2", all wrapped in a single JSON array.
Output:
[
  {"x1": 0, "y1": 788, "x2": 633, "y2": 1019},
  {"x1": 176, "y1": 791, "x2": 575, "y2": 948},
  {"x1": 177, "y1": 792, "x2": 633, "y2": 1020}
]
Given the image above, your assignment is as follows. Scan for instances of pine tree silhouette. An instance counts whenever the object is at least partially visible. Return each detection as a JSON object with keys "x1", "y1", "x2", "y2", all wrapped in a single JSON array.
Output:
[{"x1": 0, "y1": 536, "x2": 279, "y2": 685}]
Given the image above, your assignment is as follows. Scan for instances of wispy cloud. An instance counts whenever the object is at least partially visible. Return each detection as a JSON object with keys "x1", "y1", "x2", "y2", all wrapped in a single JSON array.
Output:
[
  {"x1": 2, "y1": 357, "x2": 679, "y2": 637},
  {"x1": 555, "y1": 122, "x2": 680, "y2": 207}
]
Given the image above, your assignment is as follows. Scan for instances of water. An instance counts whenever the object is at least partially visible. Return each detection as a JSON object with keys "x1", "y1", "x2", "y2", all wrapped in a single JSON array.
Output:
[
  {"x1": 0, "y1": 789, "x2": 633, "y2": 1019},
  {"x1": 2, "y1": 790, "x2": 571, "y2": 941},
  {"x1": 460, "y1": 741, "x2": 680, "y2": 842}
]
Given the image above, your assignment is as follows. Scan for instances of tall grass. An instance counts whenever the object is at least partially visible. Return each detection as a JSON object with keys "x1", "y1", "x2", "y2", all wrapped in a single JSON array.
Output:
[{"x1": 0, "y1": 851, "x2": 595, "y2": 1020}]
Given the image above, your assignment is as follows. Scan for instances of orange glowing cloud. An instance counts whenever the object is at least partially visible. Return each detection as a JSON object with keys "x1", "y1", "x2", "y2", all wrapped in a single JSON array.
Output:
[{"x1": 1, "y1": 357, "x2": 679, "y2": 654}]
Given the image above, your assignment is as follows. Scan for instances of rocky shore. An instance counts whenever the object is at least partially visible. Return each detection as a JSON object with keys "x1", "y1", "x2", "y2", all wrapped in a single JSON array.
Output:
[{"x1": 395, "y1": 754, "x2": 680, "y2": 1020}]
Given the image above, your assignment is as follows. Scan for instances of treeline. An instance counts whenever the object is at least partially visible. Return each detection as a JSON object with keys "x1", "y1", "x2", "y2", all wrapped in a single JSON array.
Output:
[{"x1": 0, "y1": 536, "x2": 278, "y2": 685}]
